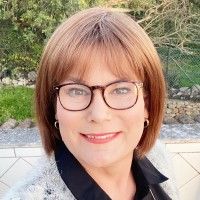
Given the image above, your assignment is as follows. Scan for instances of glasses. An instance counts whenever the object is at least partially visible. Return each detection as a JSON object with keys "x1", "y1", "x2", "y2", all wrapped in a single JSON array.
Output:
[{"x1": 54, "y1": 80, "x2": 143, "y2": 111}]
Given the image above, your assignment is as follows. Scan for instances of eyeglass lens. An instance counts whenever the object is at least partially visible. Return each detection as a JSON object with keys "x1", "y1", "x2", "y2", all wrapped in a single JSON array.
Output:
[{"x1": 58, "y1": 82, "x2": 138, "y2": 111}]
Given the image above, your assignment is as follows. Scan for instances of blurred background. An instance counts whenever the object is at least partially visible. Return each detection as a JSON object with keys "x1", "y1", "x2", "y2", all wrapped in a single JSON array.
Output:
[{"x1": 0, "y1": 1, "x2": 200, "y2": 199}]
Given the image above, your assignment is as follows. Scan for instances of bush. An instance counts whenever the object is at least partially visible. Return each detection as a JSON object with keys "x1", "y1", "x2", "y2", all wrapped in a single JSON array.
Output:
[{"x1": 0, "y1": 0, "x2": 88, "y2": 77}]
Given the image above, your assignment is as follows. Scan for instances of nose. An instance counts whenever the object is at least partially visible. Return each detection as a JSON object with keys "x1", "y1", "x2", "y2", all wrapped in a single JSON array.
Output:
[{"x1": 86, "y1": 90, "x2": 111, "y2": 123}]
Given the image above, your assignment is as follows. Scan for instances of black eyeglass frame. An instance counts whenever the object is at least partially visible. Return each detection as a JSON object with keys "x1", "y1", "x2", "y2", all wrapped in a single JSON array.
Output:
[{"x1": 53, "y1": 80, "x2": 143, "y2": 111}]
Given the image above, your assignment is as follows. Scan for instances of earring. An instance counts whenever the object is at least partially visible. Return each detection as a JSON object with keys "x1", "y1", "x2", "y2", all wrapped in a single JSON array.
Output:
[
  {"x1": 144, "y1": 118, "x2": 149, "y2": 128},
  {"x1": 54, "y1": 120, "x2": 59, "y2": 129}
]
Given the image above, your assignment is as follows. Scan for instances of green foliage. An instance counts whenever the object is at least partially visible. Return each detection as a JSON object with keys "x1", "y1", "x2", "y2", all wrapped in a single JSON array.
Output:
[
  {"x1": 0, "y1": 86, "x2": 34, "y2": 125},
  {"x1": 0, "y1": 0, "x2": 110, "y2": 76},
  {"x1": 0, "y1": 0, "x2": 199, "y2": 85},
  {"x1": 128, "y1": 0, "x2": 156, "y2": 10},
  {"x1": 81, "y1": 0, "x2": 106, "y2": 7},
  {"x1": 0, "y1": 20, "x2": 41, "y2": 77},
  {"x1": 1, "y1": 0, "x2": 80, "y2": 40}
]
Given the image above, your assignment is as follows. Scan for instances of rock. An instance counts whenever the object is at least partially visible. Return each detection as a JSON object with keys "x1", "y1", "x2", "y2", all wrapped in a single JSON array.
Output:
[
  {"x1": 27, "y1": 85, "x2": 35, "y2": 89},
  {"x1": 169, "y1": 88, "x2": 179, "y2": 97},
  {"x1": 162, "y1": 85, "x2": 200, "y2": 100},
  {"x1": 190, "y1": 84, "x2": 200, "y2": 99},
  {"x1": 17, "y1": 78, "x2": 28, "y2": 86},
  {"x1": 12, "y1": 79, "x2": 19, "y2": 86},
  {"x1": 166, "y1": 109, "x2": 172, "y2": 114},
  {"x1": 177, "y1": 92, "x2": 189, "y2": 98},
  {"x1": 171, "y1": 88, "x2": 179, "y2": 94},
  {"x1": 17, "y1": 119, "x2": 34, "y2": 128},
  {"x1": 176, "y1": 101, "x2": 185, "y2": 106},
  {"x1": 176, "y1": 92, "x2": 182, "y2": 96},
  {"x1": 0, "y1": 119, "x2": 17, "y2": 129},
  {"x1": 16, "y1": 72, "x2": 27, "y2": 79},
  {"x1": 172, "y1": 94, "x2": 179, "y2": 98},
  {"x1": 28, "y1": 71, "x2": 37, "y2": 83},
  {"x1": 175, "y1": 87, "x2": 190, "y2": 99},
  {"x1": 176, "y1": 115, "x2": 195, "y2": 124},
  {"x1": 163, "y1": 117, "x2": 178, "y2": 124},
  {"x1": 2, "y1": 77, "x2": 12, "y2": 85},
  {"x1": 192, "y1": 84, "x2": 200, "y2": 91},
  {"x1": 179, "y1": 87, "x2": 189, "y2": 92},
  {"x1": 194, "y1": 115, "x2": 200, "y2": 123},
  {"x1": 174, "y1": 108, "x2": 179, "y2": 114},
  {"x1": 192, "y1": 110, "x2": 199, "y2": 116},
  {"x1": 196, "y1": 95, "x2": 200, "y2": 100},
  {"x1": 180, "y1": 96, "x2": 186, "y2": 100},
  {"x1": 167, "y1": 103, "x2": 176, "y2": 109}
]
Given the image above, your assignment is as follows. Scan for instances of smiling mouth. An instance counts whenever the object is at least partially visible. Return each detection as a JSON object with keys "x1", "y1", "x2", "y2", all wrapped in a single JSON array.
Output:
[{"x1": 80, "y1": 132, "x2": 121, "y2": 144}]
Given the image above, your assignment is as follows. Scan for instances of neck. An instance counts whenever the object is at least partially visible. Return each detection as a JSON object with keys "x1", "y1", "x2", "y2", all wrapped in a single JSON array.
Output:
[{"x1": 81, "y1": 152, "x2": 136, "y2": 200}]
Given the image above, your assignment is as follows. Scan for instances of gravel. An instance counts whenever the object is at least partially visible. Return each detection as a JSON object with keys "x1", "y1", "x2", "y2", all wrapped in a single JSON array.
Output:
[{"x1": 0, "y1": 127, "x2": 41, "y2": 147}]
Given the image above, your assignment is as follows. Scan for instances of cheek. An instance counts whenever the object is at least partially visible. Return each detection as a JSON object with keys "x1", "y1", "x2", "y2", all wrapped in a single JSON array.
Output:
[
  {"x1": 121, "y1": 97, "x2": 145, "y2": 138},
  {"x1": 126, "y1": 98, "x2": 145, "y2": 122},
  {"x1": 56, "y1": 100, "x2": 79, "y2": 139},
  {"x1": 124, "y1": 110, "x2": 144, "y2": 133}
]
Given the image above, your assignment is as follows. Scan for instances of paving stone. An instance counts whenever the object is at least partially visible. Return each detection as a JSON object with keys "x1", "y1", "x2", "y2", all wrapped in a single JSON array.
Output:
[{"x1": 0, "y1": 158, "x2": 32, "y2": 187}]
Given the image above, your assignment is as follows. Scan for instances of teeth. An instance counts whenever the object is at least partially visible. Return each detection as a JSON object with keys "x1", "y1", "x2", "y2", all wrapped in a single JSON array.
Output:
[{"x1": 85, "y1": 133, "x2": 116, "y2": 140}]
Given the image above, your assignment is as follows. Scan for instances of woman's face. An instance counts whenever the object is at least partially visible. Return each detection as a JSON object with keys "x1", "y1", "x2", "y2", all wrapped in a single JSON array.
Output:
[{"x1": 56, "y1": 55, "x2": 148, "y2": 168}]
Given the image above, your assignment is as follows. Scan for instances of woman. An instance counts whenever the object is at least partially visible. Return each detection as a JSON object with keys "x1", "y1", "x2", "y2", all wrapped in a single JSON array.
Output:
[{"x1": 4, "y1": 7, "x2": 179, "y2": 200}]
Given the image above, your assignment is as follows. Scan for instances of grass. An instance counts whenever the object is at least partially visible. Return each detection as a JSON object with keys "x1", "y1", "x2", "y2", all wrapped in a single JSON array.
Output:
[
  {"x1": 0, "y1": 86, "x2": 35, "y2": 125},
  {"x1": 158, "y1": 47, "x2": 200, "y2": 88}
]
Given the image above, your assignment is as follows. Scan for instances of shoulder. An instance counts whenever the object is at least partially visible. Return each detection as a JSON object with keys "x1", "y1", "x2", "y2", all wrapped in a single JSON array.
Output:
[
  {"x1": 3, "y1": 155, "x2": 76, "y2": 200},
  {"x1": 146, "y1": 139, "x2": 180, "y2": 200}
]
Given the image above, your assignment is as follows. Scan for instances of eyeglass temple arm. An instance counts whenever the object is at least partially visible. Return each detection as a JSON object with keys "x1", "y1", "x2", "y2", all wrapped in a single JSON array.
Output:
[{"x1": 136, "y1": 82, "x2": 143, "y2": 89}]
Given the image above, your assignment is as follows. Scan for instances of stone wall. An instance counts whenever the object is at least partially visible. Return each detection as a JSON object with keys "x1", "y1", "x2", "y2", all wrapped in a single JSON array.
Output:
[{"x1": 164, "y1": 99, "x2": 200, "y2": 124}]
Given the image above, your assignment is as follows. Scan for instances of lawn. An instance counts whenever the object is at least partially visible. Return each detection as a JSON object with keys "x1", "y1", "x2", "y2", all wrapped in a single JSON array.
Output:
[
  {"x1": 158, "y1": 47, "x2": 200, "y2": 88},
  {"x1": 0, "y1": 86, "x2": 35, "y2": 125}
]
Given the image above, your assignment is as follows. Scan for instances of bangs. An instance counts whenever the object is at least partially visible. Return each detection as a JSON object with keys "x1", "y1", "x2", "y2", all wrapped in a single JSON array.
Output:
[{"x1": 53, "y1": 29, "x2": 145, "y2": 85}]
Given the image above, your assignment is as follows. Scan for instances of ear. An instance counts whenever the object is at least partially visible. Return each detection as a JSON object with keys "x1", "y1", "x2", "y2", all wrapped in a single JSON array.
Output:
[{"x1": 55, "y1": 113, "x2": 58, "y2": 120}]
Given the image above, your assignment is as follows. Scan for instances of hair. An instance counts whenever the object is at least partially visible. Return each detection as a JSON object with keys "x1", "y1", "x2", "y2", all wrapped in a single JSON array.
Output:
[{"x1": 35, "y1": 7, "x2": 166, "y2": 158}]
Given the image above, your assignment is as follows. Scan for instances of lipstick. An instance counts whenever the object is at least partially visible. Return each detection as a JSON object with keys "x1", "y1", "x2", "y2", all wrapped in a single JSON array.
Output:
[{"x1": 80, "y1": 132, "x2": 121, "y2": 144}]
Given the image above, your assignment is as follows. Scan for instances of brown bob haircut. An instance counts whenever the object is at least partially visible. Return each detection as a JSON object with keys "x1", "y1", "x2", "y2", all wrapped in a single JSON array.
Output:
[{"x1": 35, "y1": 7, "x2": 166, "y2": 158}]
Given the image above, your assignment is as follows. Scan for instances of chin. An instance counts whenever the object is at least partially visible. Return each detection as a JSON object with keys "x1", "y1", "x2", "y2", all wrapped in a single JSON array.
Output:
[
  {"x1": 84, "y1": 159, "x2": 116, "y2": 168},
  {"x1": 79, "y1": 153, "x2": 122, "y2": 169}
]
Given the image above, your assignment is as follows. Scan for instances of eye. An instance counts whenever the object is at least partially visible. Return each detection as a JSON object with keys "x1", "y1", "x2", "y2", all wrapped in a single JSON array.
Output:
[
  {"x1": 67, "y1": 88, "x2": 89, "y2": 97},
  {"x1": 112, "y1": 87, "x2": 131, "y2": 95}
]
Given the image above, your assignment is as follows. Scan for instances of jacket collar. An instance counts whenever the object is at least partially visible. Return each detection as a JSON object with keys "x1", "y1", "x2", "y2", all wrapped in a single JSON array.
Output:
[
  {"x1": 55, "y1": 140, "x2": 168, "y2": 200},
  {"x1": 132, "y1": 153, "x2": 168, "y2": 185}
]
